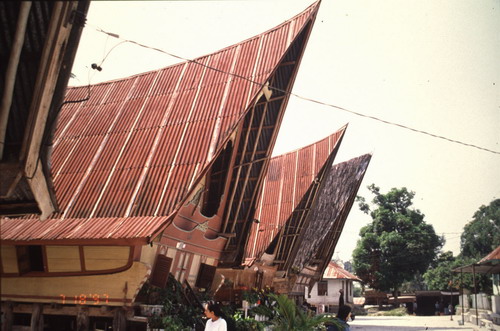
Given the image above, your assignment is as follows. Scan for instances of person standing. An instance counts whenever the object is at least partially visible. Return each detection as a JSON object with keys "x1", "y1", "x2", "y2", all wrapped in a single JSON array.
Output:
[
  {"x1": 204, "y1": 303, "x2": 227, "y2": 331},
  {"x1": 435, "y1": 301, "x2": 440, "y2": 316},
  {"x1": 338, "y1": 289, "x2": 345, "y2": 308},
  {"x1": 327, "y1": 304, "x2": 352, "y2": 331}
]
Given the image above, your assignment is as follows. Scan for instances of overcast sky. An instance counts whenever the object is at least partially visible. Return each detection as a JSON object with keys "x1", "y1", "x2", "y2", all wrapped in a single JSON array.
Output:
[{"x1": 70, "y1": 0, "x2": 500, "y2": 262}]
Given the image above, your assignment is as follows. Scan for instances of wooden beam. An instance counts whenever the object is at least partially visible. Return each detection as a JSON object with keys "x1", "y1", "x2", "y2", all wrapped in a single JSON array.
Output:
[
  {"x1": 0, "y1": 2, "x2": 32, "y2": 159},
  {"x1": 21, "y1": 2, "x2": 78, "y2": 219},
  {"x1": 0, "y1": 202, "x2": 40, "y2": 216},
  {"x1": 278, "y1": 61, "x2": 297, "y2": 67},
  {"x1": 228, "y1": 95, "x2": 270, "y2": 236},
  {"x1": 30, "y1": 303, "x2": 43, "y2": 331},
  {"x1": 222, "y1": 99, "x2": 257, "y2": 234},
  {"x1": 25, "y1": 161, "x2": 55, "y2": 220},
  {"x1": 12, "y1": 303, "x2": 115, "y2": 317}
]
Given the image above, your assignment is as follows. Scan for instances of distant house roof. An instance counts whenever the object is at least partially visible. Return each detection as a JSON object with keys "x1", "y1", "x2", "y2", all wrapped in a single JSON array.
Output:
[
  {"x1": 323, "y1": 261, "x2": 361, "y2": 281},
  {"x1": 479, "y1": 245, "x2": 500, "y2": 263},
  {"x1": 453, "y1": 245, "x2": 500, "y2": 274},
  {"x1": 415, "y1": 291, "x2": 459, "y2": 297},
  {"x1": 1, "y1": 2, "x2": 320, "y2": 245}
]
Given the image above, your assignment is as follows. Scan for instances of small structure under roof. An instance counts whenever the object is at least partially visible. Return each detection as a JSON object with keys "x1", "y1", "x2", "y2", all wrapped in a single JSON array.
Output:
[
  {"x1": 453, "y1": 245, "x2": 500, "y2": 274},
  {"x1": 308, "y1": 261, "x2": 361, "y2": 311}
]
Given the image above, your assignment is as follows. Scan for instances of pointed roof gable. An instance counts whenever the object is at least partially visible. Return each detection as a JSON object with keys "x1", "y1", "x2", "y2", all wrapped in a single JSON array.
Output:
[
  {"x1": 290, "y1": 153, "x2": 371, "y2": 273},
  {"x1": 1, "y1": 2, "x2": 320, "y2": 245},
  {"x1": 245, "y1": 125, "x2": 347, "y2": 261}
]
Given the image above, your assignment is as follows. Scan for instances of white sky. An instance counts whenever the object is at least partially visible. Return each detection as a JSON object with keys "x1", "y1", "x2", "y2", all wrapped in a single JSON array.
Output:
[{"x1": 69, "y1": 0, "x2": 500, "y2": 262}]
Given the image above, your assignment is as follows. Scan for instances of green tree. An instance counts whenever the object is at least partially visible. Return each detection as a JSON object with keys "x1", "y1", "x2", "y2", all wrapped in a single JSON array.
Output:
[
  {"x1": 460, "y1": 199, "x2": 500, "y2": 259},
  {"x1": 353, "y1": 185, "x2": 443, "y2": 300},
  {"x1": 423, "y1": 252, "x2": 491, "y2": 294}
]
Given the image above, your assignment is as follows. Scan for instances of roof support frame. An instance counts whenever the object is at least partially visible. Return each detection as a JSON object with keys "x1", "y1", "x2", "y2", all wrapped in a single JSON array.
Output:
[
  {"x1": 0, "y1": 1, "x2": 32, "y2": 159},
  {"x1": 19, "y1": 2, "x2": 78, "y2": 219},
  {"x1": 225, "y1": 94, "x2": 271, "y2": 238}
]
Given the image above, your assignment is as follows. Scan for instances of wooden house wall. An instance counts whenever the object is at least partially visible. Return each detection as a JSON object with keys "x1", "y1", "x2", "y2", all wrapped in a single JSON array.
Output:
[
  {"x1": 45, "y1": 246, "x2": 80, "y2": 272},
  {"x1": 1, "y1": 262, "x2": 149, "y2": 306},
  {"x1": 1, "y1": 245, "x2": 132, "y2": 276},
  {"x1": 1, "y1": 245, "x2": 19, "y2": 273}
]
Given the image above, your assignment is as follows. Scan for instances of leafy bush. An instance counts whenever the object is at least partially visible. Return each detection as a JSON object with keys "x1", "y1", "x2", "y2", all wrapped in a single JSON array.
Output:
[
  {"x1": 268, "y1": 293, "x2": 341, "y2": 331},
  {"x1": 233, "y1": 311, "x2": 266, "y2": 331}
]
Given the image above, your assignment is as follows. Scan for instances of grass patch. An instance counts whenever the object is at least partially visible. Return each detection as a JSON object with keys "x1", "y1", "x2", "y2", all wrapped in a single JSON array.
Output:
[{"x1": 367, "y1": 307, "x2": 408, "y2": 316}]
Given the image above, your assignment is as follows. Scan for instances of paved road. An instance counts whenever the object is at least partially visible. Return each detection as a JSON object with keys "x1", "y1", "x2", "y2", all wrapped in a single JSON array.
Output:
[{"x1": 349, "y1": 315, "x2": 476, "y2": 330}]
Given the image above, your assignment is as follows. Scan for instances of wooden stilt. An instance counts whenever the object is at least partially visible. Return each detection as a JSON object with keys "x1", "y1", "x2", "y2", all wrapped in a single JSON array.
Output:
[
  {"x1": 30, "y1": 303, "x2": 43, "y2": 331},
  {"x1": 1, "y1": 302, "x2": 14, "y2": 331},
  {"x1": 76, "y1": 306, "x2": 89, "y2": 331},
  {"x1": 113, "y1": 308, "x2": 127, "y2": 331}
]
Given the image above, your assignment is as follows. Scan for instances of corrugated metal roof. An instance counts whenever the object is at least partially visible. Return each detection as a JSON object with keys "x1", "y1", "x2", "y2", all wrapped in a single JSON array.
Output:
[
  {"x1": 0, "y1": 215, "x2": 168, "y2": 245},
  {"x1": 1, "y1": 2, "x2": 320, "y2": 244},
  {"x1": 323, "y1": 261, "x2": 361, "y2": 281},
  {"x1": 245, "y1": 125, "x2": 347, "y2": 261}
]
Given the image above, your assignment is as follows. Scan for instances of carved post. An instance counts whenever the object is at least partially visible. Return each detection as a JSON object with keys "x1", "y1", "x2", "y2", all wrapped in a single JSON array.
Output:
[
  {"x1": 113, "y1": 308, "x2": 127, "y2": 331},
  {"x1": 76, "y1": 306, "x2": 89, "y2": 331},
  {"x1": 2, "y1": 302, "x2": 13, "y2": 331},
  {"x1": 30, "y1": 303, "x2": 43, "y2": 331}
]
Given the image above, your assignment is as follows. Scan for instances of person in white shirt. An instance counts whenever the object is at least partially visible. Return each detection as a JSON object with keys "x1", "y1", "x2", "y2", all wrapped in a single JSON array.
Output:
[{"x1": 204, "y1": 302, "x2": 227, "y2": 331}]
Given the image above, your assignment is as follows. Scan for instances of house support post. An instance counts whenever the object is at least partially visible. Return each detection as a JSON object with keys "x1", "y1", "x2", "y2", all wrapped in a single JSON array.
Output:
[
  {"x1": 450, "y1": 275, "x2": 453, "y2": 321},
  {"x1": 30, "y1": 303, "x2": 43, "y2": 331},
  {"x1": 113, "y1": 308, "x2": 127, "y2": 331},
  {"x1": 472, "y1": 264, "x2": 478, "y2": 326},
  {"x1": 461, "y1": 268, "x2": 464, "y2": 325},
  {"x1": 2, "y1": 302, "x2": 14, "y2": 331},
  {"x1": 76, "y1": 306, "x2": 89, "y2": 331}
]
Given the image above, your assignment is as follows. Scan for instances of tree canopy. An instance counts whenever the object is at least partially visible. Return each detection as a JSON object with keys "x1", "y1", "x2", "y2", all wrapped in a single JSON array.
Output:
[
  {"x1": 460, "y1": 199, "x2": 500, "y2": 259},
  {"x1": 424, "y1": 199, "x2": 500, "y2": 294},
  {"x1": 423, "y1": 251, "x2": 489, "y2": 292},
  {"x1": 353, "y1": 185, "x2": 443, "y2": 295}
]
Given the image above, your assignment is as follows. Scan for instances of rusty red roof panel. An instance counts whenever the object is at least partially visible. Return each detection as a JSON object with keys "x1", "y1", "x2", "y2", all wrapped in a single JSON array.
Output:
[
  {"x1": 323, "y1": 261, "x2": 361, "y2": 281},
  {"x1": 0, "y1": 216, "x2": 169, "y2": 244},
  {"x1": 479, "y1": 245, "x2": 500, "y2": 263},
  {"x1": 1, "y1": 2, "x2": 320, "y2": 243},
  {"x1": 246, "y1": 125, "x2": 346, "y2": 260}
]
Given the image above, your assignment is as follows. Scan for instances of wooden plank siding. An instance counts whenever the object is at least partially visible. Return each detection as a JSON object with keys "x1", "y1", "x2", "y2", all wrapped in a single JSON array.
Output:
[{"x1": 46, "y1": 246, "x2": 80, "y2": 272}]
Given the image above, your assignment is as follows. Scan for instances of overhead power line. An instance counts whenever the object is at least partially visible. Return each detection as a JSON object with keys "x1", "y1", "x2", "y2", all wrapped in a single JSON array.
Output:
[{"x1": 90, "y1": 26, "x2": 500, "y2": 156}]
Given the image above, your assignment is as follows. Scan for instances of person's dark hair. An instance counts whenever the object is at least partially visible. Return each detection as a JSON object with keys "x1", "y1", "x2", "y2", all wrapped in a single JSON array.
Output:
[
  {"x1": 337, "y1": 304, "x2": 352, "y2": 321},
  {"x1": 207, "y1": 303, "x2": 223, "y2": 318}
]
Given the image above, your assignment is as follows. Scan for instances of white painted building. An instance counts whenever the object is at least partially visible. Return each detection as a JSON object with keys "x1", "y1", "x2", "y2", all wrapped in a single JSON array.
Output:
[{"x1": 307, "y1": 261, "x2": 361, "y2": 313}]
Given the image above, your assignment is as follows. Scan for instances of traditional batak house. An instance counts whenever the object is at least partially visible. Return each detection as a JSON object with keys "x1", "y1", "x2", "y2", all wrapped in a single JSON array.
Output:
[
  {"x1": 0, "y1": 2, "x2": 320, "y2": 330},
  {"x1": 214, "y1": 125, "x2": 371, "y2": 304}
]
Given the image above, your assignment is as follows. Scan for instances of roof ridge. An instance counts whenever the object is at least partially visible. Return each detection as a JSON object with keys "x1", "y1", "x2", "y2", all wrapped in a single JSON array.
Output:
[{"x1": 67, "y1": 1, "x2": 320, "y2": 91}]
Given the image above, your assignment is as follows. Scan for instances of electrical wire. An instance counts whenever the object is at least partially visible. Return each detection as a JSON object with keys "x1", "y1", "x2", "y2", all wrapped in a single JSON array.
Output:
[{"x1": 89, "y1": 26, "x2": 500, "y2": 156}]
